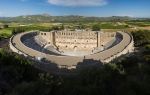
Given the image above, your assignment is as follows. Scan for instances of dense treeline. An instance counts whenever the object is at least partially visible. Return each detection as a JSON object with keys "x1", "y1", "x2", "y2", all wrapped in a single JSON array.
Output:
[
  {"x1": 132, "y1": 30, "x2": 150, "y2": 46},
  {"x1": 131, "y1": 30, "x2": 150, "y2": 62},
  {"x1": 0, "y1": 49, "x2": 65, "y2": 95},
  {"x1": 0, "y1": 49, "x2": 150, "y2": 95},
  {"x1": 12, "y1": 26, "x2": 52, "y2": 35},
  {"x1": 12, "y1": 25, "x2": 65, "y2": 35},
  {"x1": 0, "y1": 30, "x2": 150, "y2": 95}
]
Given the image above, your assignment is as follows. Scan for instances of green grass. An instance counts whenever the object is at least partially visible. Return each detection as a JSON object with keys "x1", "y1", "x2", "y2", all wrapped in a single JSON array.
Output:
[
  {"x1": 100, "y1": 24, "x2": 129, "y2": 29},
  {"x1": 127, "y1": 21, "x2": 150, "y2": 27},
  {"x1": 0, "y1": 28, "x2": 12, "y2": 39},
  {"x1": 145, "y1": 44, "x2": 150, "y2": 50}
]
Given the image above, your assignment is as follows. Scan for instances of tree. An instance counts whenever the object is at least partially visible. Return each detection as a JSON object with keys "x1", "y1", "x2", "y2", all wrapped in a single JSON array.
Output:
[
  {"x1": 92, "y1": 24, "x2": 101, "y2": 31},
  {"x1": 3, "y1": 24, "x2": 9, "y2": 28},
  {"x1": 60, "y1": 24, "x2": 65, "y2": 30},
  {"x1": 78, "y1": 23, "x2": 85, "y2": 30},
  {"x1": 51, "y1": 26, "x2": 59, "y2": 30}
]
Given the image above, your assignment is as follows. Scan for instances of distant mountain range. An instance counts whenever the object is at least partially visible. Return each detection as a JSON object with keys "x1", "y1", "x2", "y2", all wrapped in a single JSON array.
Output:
[{"x1": 0, "y1": 14, "x2": 149, "y2": 23}]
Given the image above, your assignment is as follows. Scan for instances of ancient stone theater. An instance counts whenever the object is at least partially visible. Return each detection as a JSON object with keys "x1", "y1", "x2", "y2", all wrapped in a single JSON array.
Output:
[
  {"x1": 10, "y1": 30, "x2": 134, "y2": 69},
  {"x1": 40, "y1": 30, "x2": 116, "y2": 56}
]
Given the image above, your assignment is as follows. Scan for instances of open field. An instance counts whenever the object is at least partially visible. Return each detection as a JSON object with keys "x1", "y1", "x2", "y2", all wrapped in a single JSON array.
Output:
[
  {"x1": 0, "y1": 21, "x2": 150, "y2": 40},
  {"x1": 127, "y1": 21, "x2": 150, "y2": 27}
]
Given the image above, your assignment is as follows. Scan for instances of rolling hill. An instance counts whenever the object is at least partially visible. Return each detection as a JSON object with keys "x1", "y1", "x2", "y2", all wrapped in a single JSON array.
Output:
[{"x1": 0, "y1": 14, "x2": 148, "y2": 23}]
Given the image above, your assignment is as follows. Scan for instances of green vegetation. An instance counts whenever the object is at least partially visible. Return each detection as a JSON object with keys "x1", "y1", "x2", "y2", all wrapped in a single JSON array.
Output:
[
  {"x1": 0, "y1": 28, "x2": 12, "y2": 39},
  {"x1": 131, "y1": 30, "x2": 150, "y2": 62},
  {"x1": 11, "y1": 26, "x2": 52, "y2": 34},
  {"x1": 127, "y1": 21, "x2": 150, "y2": 27},
  {"x1": 132, "y1": 30, "x2": 150, "y2": 46},
  {"x1": 100, "y1": 23, "x2": 129, "y2": 29},
  {"x1": 145, "y1": 44, "x2": 150, "y2": 50},
  {"x1": 0, "y1": 25, "x2": 56, "y2": 39},
  {"x1": 0, "y1": 47, "x2": 150, "y2": 95},
  {"x1": 0, "y1": 25, "x2": 49, "y2": 40},
  {"x1": 0, "y1": 21, "x2": 131, "y2": 41},
  {"x1": 1, "y1": 19, "x2": 147, "y2": 41},
  {"x1": 0, "y1": 19, "x2": 150, "y2": 95},
  {"x1": 92, "y1": 24, "x2": 101, "y2": 31},
  {"x1": 0, "y1": 30, "x2": 150, "y2": 95}
]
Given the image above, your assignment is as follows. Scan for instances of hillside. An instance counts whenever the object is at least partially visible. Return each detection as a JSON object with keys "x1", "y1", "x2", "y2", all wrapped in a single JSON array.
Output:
[{"x1": 0, "y1": 14, "x2": 137, "y2": 23}]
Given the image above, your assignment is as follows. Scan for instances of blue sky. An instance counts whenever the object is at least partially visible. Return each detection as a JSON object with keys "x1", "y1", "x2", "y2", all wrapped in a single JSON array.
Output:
[{"x1": 0, "y1": 0, "x2": 150, "y2": 17}]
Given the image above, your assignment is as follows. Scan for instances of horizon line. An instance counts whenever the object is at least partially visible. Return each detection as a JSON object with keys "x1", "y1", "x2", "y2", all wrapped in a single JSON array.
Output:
[{"x1": 0, "y1": 14, "x2": 150, "y2": 18}]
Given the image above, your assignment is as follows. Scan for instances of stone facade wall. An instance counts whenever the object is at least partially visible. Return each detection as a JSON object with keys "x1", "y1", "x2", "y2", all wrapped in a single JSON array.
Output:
[
  {"x1": 39, "y1": 32, "x2": 51, "y2": 43},
  {"x1": 55, "y1": 31, "x2": 98, "y2": 51},
  {"x1": 39, "y1": 31, "x2": 116, "y2": 51}
]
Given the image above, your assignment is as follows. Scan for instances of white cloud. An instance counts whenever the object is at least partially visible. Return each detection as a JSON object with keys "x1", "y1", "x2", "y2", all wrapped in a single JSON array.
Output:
[{"x1": 48, "y1": 0, "x2": 107, "y2": 7}]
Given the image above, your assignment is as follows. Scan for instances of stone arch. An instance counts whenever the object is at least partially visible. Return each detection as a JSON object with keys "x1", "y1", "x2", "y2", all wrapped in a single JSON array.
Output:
[{"x1": 74, "y1": 46, "x2": 77, "y2": 49}]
